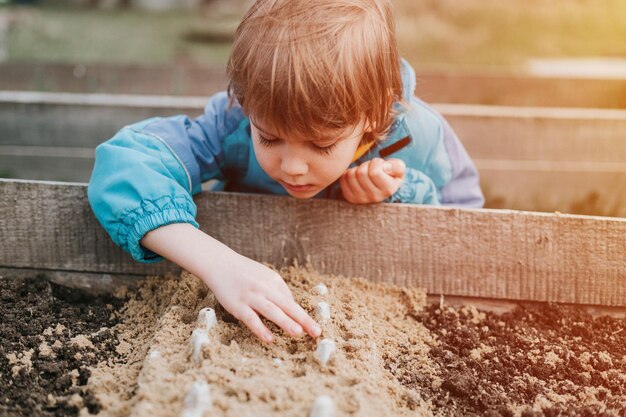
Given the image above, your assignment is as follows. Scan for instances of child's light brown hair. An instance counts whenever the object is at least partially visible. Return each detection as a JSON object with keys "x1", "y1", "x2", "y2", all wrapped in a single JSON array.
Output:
[{"x1": 227, "y1": 0, "x2": 403, "y2": 144}]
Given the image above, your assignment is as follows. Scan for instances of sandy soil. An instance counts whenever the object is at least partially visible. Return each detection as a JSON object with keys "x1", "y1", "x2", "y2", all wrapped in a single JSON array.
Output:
[
  {"x1": 2, "y1": 266, "x2": 624, "y2": 417},
  {"x1": 84, "y1": 266, "x2": 436, "y2": 417}
]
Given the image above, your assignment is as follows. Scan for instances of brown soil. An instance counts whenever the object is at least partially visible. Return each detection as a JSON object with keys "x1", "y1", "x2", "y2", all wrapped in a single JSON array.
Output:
[
  {"x1": 396, "y1": 303, "x2": 626, "y2": 416},
  {"x1": 0, "y1": 276, "x2": 125, "y2": 417},
  {"x1": 2, "y1": 268, "x2": 624, "y2": 417}
]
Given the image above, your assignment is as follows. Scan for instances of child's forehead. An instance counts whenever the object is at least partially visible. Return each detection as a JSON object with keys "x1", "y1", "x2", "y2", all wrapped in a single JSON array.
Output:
[{"x1": 251, "y1": 118, "x2": 364, "y2": 142}]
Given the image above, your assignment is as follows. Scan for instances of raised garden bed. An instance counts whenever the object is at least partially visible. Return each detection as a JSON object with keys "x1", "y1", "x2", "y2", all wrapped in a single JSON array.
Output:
[{"x1": 1, "y1": 179, "x2": 624, "y2": 416}]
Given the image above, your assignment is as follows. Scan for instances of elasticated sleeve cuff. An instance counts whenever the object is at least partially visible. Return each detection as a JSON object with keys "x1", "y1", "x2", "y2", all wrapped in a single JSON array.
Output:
[
  {"x1": 385, "y1": 167, "x2": 440, "y2": 205},
  {"x1": 115, "y1": 195, "x2": 199, "y2": 263}
]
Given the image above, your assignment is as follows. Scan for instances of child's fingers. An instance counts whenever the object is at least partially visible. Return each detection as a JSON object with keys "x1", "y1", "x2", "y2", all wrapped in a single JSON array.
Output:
[
  {"x1": 383, "y1": 158, "x2": 406, "y2": 179},
  {"x1": 339, "y1": 168, "x2": 358, "y2": 202},
  {"x1": 355, "y1": 161, "x2": 381, "y2": 200},
  {"x1": 233, "y1": 305, "x2": 274, "y2": 343},
  {"x1": 251, "y1": 298, "x2": 304, "y2": 337},
  {"x1": 369, "y1": 158, "x2": 399, "y2": 193},
  {"x1": 271, "y1": 294, "x2": 322, "y2": 338}
]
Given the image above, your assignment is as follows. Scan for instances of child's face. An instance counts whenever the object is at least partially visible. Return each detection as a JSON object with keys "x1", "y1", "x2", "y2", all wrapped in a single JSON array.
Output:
[{"x1": 250, "y1": 120, "x2": 366, "y2": 199}]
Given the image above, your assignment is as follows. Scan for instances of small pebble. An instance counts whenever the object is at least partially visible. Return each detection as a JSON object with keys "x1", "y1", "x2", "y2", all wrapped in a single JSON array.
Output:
[{"x1": 309, "y1": 395, "x2": 335, "y2": 417}]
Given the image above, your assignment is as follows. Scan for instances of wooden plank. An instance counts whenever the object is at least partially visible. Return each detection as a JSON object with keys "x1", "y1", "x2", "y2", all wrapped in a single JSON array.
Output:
[
  {"x1": 425, "y1": 295, "x2": 625, "y2": 319},
  {"x1": 440, "y1": 104, "x2": 626, "y2": 163},
  {"x1": 0, "y1": 62, "x2": 228, "y2": 97},
  {"x1": 1, "y1": 179, "x2": 624, "y2": 307},
  {"x1": 0, "y1": 152, "x2": 94, "y2": 183},
  {"x1": 2, "y1": 62, "x2": 626, "y2": 108},
  {"x1": 0, "y1": 92, "x2": 203, "y2": 147},
  {"x1": 0, "y1": 267, "x2": 144, "y2": 295},
  {"x1": 415, "y1": 72, "x2": 626, "y2": 109},
  {"x1": 478, "y1": 166, "x2": 626, "y2": 218},
  {"x1": 3, "y1": 92, "x2": 626, "y2": 163}
]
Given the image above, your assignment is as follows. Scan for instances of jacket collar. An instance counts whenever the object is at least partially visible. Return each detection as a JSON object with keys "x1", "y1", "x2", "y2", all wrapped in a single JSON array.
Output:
[{"x1": 400, "y1": 58, "x2": 417, "y2": 103}]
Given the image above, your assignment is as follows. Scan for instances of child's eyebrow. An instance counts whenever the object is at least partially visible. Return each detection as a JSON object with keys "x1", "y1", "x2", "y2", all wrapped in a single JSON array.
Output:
[{"x1": 254, "y1": 124, "x2": 355, "y2": 143}]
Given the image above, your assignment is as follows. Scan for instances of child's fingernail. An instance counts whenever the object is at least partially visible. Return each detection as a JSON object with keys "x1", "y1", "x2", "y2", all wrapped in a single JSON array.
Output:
[
  {"x1": 292, "y1": 325, "x2": 303, "y2": 335},
  {"x1": 311, "y1": 324, "x2": 322, "y2": 337},
  {"x1": 383, "y1": 162, "x2": 392, "y2": 173},
  {"x1": 264, "y1": 332, "x2": 274, "y2": 343}
]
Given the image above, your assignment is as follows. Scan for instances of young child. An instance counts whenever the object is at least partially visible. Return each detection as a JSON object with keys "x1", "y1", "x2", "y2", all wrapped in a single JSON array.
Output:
[{"x1": 88, "y1": 0, "x2": 484, "y2": 344}]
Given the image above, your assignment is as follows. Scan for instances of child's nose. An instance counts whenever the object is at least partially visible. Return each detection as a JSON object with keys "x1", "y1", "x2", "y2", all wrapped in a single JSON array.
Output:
[{"x1": 280, "y1": 155, "x2": 309, "y2": 177}]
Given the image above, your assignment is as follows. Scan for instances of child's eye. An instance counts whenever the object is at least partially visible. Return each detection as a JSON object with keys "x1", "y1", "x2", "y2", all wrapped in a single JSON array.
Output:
[
  {"x1": 311, "y1": 143, "x2": 336, "y2": 156},
  {"x1": 258, "y1": 135, "x2": 280, "y2": 147}
]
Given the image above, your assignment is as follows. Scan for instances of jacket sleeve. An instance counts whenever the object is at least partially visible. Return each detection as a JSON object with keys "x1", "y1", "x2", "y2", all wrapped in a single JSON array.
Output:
[
  {"x1": 438, "y1": 118, "x2": 485, "y2": 208},
  {"x1": 386, "y1": 97, "x2": 484, "y2": 207},
  {"x1": 88, "y1": 92, "x2": 241, "y2": 263},
  {"x1": 385, "y1": 167, "x2": 440, "y2": 205}
]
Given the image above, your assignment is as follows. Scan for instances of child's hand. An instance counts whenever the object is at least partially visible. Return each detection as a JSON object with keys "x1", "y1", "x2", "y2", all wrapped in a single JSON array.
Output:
[
  {"x1": 204, "y1": 252, "x2": 322, "y2": 344},
  {"x1": 339, "y1": 158, "x2": 405, "y2": 204}
]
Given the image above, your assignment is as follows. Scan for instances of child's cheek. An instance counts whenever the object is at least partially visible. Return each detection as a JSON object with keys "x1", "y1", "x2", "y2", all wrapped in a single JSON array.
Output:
[{"x1": 252, "y1": 142, "x2": 276, "y2": 176}]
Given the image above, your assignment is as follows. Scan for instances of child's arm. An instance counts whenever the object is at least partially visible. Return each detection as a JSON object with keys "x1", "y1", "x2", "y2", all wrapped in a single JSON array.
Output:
[
  {"x1": 140, "y1": 223, "x2": 321, "y2": 342},
  {"x1": 88, "y1": 92, "x2": 320, "y2": 342}
]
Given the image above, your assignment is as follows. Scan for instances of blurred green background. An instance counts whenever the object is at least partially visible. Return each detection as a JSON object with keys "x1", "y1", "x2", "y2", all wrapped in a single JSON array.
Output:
[{"x1": 2, "y1": 0, "x2": 626, "y2": 71}]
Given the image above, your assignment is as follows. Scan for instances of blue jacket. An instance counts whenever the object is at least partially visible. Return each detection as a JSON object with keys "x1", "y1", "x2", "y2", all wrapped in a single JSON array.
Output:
[{"x1": 88, "y1": 59, "x2": 484, "y2": 263}]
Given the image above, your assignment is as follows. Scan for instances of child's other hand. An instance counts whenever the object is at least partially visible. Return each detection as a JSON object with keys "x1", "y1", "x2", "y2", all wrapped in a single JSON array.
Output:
[
  {"x1": 204, "y1": 253, "x2": 322, "y2": 344},
  {"x1": 339, "y1": 158, "x2": 405, "y2": 204}
]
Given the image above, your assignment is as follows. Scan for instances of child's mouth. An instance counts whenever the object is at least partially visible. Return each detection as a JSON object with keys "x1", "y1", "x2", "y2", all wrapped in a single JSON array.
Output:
[{"x1": 281, "y1": 181, "x2": 314, "y2": 193}]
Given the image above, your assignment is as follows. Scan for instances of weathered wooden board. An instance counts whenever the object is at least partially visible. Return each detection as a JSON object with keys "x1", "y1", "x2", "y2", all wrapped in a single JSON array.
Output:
[
  {"x1": 438, "y1": 104, "x2": 626, "y2": 163},
  {"x1": 0, "y1": 62, "x2": 228, "y2": 98},
  {"x1": 479, "y1": 168, "x2": 626, "y2": 218},
  {"x1": 1, "y1": 179, "x2": 624, "y2": 307},
  {"x1": 2, "y1": 62, "x2": 626, "y2": 108},
  {"x1": 0, "y1": 92, "x2": 204, "y2": 147},
  {"x1": 3, "y1": 93, "x2": 626, "y2": 161}
]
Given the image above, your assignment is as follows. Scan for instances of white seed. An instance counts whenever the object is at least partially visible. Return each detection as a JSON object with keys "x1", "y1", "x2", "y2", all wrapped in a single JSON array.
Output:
[
  {"x1": 316, "y1": 302, "x2": 331, "y2": 322},
  {"x1": 148, "y1": 350, "x2": 161, "y2": 360},
  {"x1": 197, "y1": 308, "x2": 217, "y2": 331},
  {"x1": 181, "y1": 380, "x2": 212, "y2": 417},
  {"x1": 314, "y1": 339, "x2": 336, "y2": 366},
  {"x1": 309, "y1": 395, "x2": 335, "y2": 417},
  {"x1": 190, "y1": 329, "x2": 210, "y2": 365},
  {"x1": 273, "y1": 358, "x2": 283, "y2": 365},
  {"x1": 312, "y1": 284, "x2": 328, "y2": 296}
]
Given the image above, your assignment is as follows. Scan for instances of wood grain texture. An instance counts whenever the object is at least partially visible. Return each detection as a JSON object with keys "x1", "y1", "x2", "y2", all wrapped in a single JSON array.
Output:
[
  {"x1": 479, "y1": 168, "x2": 626, "y2": 218},
  {"x1": 0, "y1": 267, "x2": 144, "y2": 295},
  {"x1": 1, "y1": 180, "x2": 624, "y2": 306},
  {"x1": 3, "y1": 92, "x2": 626, "y2": 163}
]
